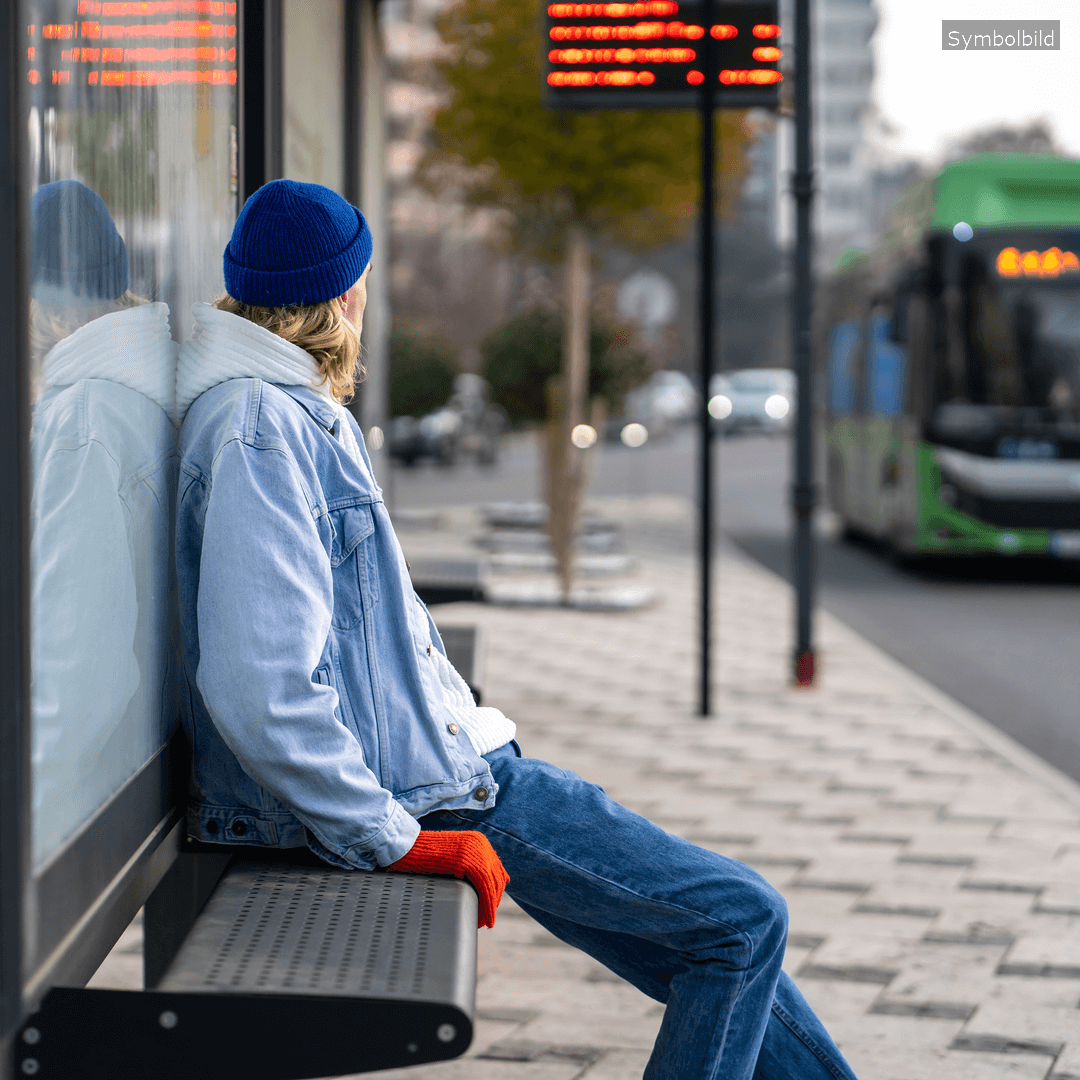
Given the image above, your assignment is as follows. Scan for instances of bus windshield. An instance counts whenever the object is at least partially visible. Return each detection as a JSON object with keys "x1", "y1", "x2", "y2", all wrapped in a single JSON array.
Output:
[{"x1": 933, "y1": 234, "x2": 1080, "y2": 440}]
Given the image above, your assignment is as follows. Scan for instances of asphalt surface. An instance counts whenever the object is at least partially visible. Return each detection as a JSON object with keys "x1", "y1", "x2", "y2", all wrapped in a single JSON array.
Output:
[{"x1": 388, "y1": 427, "x2": 1080, "y2": 783}]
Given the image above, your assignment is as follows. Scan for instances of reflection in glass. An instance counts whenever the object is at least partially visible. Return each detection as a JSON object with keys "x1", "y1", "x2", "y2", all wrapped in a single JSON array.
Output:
[
  {"x1": 26, "y1": 3, "x2": 238, "y2": 867},
  {"x1": 30, "y1": 181, "x2": 179, "y2": 865},
  {"x1": 283, "y1": 0, "x2": 345, "y2": 191}
]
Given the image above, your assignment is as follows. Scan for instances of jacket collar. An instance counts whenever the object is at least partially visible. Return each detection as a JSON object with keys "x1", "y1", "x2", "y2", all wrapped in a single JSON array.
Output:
[
  {"x1": 176, "y1": 302, "x2": 335, "y2": 424},
  {"x1": 274, "y1": 384, "x2": 339, "y2": 432},
  {"x1": 42, "y1": 302, "x2": 178, "y2": 422}
]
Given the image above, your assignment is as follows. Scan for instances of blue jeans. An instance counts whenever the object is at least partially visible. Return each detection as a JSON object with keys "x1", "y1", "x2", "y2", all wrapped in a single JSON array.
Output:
[{"x1": 420, "y1": 743, "x2": 859, "y2": 1080}]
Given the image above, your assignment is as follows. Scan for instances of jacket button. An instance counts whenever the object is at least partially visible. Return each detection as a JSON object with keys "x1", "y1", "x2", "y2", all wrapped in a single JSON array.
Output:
[
  {"x1": 448, "y1": 723, "x2": 459, "y2": 735},
  {"x1": 230, "y1": 821, "x2": 247, "y2": 836},
  {"x1": 427, "y1": 644, "x2": 432, "y2": 656},
  {"x1": 206, "y1": 821, "x2": 219, "y2": 835},
  {"x1": 473, "y1": 787, "x2": 489, "y2": 801}
]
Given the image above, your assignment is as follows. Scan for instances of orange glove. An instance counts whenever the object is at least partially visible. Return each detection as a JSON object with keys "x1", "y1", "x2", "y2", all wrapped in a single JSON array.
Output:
[{"x1": 388, "y1": 830, "x2": 509, "y2": 928}]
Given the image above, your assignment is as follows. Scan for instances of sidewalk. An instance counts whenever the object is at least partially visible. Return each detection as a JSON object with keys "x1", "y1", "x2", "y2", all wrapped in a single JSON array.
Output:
[
  {"x1": 381, "y1": 498, "x2": 1080, "y2": 1080},
  {"x1": 88, "y1": 497, "x2": 1080, "y2": 1079}
]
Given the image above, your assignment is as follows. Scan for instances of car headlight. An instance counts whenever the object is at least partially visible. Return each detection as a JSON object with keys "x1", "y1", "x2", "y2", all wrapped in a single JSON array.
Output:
[
  {"x1": 571, "y1": 424, "x2": 598, "y2": 449},
  {"x1": 764, "y1": 394, "x2": 790, "y2": 419},
  {"x1": 708, "y1": 394, "x2": 733, "y2": 419}
]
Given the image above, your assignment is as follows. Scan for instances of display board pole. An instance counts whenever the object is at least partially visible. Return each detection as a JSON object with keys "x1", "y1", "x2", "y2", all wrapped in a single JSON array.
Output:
[
  {"x1": 540, "y1": 0, "x2": 779, "y2": 711},
  {"x1": 791, "y1": 0, "x2": 816, "y2": 685},
  {"x1": 697, "y1": 0, "x2": 717, "y2": 717}
]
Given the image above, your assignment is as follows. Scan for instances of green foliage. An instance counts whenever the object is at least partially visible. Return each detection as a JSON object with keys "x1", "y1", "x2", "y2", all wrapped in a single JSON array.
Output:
[
  {"x1": 429, "y1": 0, "x2": 749, "y2": 258},
  {"x1": 479, "y1": 306, "x2": 649, "y2": 423},
  {"x1": 390, "y1": 324, "x2": 460, "y2": 417},
  {"x1": 69, "y1": 106, "x2": 159, "y2": 216}
]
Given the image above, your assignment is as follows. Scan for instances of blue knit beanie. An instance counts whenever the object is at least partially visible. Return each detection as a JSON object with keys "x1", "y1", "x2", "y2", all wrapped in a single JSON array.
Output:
[
  {"x1": 31, "y1": 180, "x2": 129, "y2": 302},
  {"x1": 224, "y1": 179, "x2": 373, "y2": 307}
]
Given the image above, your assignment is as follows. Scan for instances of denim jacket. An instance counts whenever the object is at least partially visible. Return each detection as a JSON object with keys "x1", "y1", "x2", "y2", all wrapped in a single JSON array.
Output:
[{"x1": 176, "y1": 316, "x2": 500, "y2": 869}]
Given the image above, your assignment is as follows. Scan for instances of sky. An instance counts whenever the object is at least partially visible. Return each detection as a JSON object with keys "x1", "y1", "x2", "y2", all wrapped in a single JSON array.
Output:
[{"x1": 873, "y1": 0, "x2": 1080, "y2": 164}]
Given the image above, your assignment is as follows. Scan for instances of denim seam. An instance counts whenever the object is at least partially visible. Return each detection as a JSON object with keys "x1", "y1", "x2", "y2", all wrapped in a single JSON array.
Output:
[
  {"x1": 770, "y1": 997, "x2": 850, "y2": 1080},
  {"x1": 245, "y1": 378, "x2": 261, "y2": 443},
  {"x1": 207, "y1": 437, "x2": 319, "y2": 518},
  {"x1": 441, "y1": 808, "x2": 755, "y2": 948}
]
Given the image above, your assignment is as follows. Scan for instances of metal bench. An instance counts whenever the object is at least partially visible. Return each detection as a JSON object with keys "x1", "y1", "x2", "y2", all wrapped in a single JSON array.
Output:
[
  {"x1": 9, "y1": 630, "x2": 484, "y2": 1080},
  {"x1": 409, "y1": 558, "x2": 486, "y2": 606}
]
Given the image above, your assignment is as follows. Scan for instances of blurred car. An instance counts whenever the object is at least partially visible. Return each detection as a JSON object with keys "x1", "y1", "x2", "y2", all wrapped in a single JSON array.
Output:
[
  {"x1": 608, "y1": 369, "x2": 699, "y2": 441},
  {"x1": 388, "y1": 373, "x2": 506, "y2": 467},
  {"x1": 708, "y1": 368, "x2": 795, "y2": 434}
]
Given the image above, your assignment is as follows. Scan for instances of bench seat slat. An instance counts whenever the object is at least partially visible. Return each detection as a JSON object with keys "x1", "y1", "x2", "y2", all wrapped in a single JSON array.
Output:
[{"x1": 159, "y1": 863, "x2": 476, "y2": 1018}]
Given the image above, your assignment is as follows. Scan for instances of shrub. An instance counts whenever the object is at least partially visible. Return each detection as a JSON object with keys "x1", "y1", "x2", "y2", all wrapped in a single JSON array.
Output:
[
  {"x1": 389, "y1": 324, "x2": 460, "y2": 417},
  {"x1": 479, "y1": 307, "x2": 649, "y2": 424}
]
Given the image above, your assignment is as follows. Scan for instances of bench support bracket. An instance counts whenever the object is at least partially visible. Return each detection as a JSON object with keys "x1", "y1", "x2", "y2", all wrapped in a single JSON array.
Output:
[{"x1": 13, "y1": 986, "x2": 472, "y2": 1079}]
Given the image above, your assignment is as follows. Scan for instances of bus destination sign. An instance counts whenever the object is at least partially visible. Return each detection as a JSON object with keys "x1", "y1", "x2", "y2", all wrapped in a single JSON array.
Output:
[{"x1": 544, "y1": 0, "x2": 780, "y2": 109}]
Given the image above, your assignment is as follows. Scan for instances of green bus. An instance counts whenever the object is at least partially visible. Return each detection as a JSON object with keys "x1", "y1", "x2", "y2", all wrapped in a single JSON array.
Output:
[{"x1": 822, "y1": 153, "x2": 1080, "y2": 559}]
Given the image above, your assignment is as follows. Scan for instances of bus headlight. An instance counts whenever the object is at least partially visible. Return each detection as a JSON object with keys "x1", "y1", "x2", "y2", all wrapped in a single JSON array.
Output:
[{"x1": 764, "y1": 394, "x2": 790, "y2": 419}]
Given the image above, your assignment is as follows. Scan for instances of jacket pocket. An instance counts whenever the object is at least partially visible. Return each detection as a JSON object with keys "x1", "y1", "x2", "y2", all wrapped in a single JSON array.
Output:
[{"x1": 326, "y1": 503, "x2": 378, "y2": 629}]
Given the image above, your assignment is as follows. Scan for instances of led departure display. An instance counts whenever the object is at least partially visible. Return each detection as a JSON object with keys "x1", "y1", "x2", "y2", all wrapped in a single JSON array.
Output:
[
  {"x1": 544, "y1": 0, "x2": 780, "y2": 109},
  {"x1": 996, "y1": 246, "x2": 1080, "y2": 279},
  {"x1": 27, "y1": 1, "x2": 237, "y2": 91}
]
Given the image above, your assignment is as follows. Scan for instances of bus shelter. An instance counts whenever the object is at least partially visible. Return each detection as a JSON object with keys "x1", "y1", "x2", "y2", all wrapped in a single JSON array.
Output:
[{"x1": 0, "y1": 3, "x2": 394, "y2": 1070}]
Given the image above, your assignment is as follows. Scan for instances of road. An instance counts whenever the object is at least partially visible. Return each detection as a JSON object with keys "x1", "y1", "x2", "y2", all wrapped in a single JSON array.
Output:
[{"x1": 388, "y1": 427, "x2": 1080, "y2": 783}]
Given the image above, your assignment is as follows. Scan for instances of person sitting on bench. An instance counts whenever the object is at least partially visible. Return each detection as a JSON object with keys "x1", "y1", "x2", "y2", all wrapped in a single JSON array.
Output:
[{"x1": 174, "y1": 179, "x2": 860, "y2": 1080}]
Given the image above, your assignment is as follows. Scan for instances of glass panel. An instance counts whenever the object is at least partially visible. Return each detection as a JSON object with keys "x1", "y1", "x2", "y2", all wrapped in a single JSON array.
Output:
[
  {"x1": 867, "y1": 314, "x2": 905, "y2": 417},
  {"x1": 828, "y1": 322, "x2": 862, "y2": 413},
  {"x1": 26, "y1": 0, "x2": 238, "y2": 868},
  {"x1": 283, "y1": 0, "x2": 345, "y2": 192}
]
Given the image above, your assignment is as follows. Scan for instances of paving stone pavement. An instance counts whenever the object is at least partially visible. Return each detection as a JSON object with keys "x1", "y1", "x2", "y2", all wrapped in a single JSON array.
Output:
[
  {"x1": 377, "y1": 500, "x2": 1080, "y2": 1080},
  {"x1": 88, "y1": 497, "x2": 1080, "y2": 1079}
]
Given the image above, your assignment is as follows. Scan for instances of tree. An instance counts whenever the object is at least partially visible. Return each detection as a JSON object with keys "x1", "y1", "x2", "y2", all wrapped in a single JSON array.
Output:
[
  {"x1": 480, "y1": 306, "x2": 650, "y2": 424},
  {"x1": 428, "y1": 0, "x2": 749, "y2": 597},
  {"x1": 428, "y1": 0, "x2": 748, "y2": 258},
  {"x1": 389, "y1": 323, "x2": 460, "y2": 417}
]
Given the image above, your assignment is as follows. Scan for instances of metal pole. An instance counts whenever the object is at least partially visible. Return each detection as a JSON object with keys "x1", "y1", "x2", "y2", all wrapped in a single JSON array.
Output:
[
  {"x1": 791, "y1": 0, "x2": 816, "y2": 685},
  {"x1": 697, "y1": 0, "x2": 717, "y2": 716},
  {"x1": 0, "y1": 0, "x2": 31, "y2": 1060},
  {"x1": 357, "y1": 0, "x2": 392, "y2": 488}
]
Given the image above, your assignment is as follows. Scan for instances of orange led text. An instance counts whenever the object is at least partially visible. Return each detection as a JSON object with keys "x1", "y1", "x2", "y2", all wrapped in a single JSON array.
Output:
[
  {"x1": 547, "y1": 2, "x2": 678, "y2": 15},
  {"x1": 997, "y1": 247, "x2": 1080, "y2": 278},
  {"x1": 99, "y1": 67, "x2": 236, "y2": 84},
  {"x1": 719, "y1": 68, "x2": 783, "y2": 84},
  {"x1": 550, "y1": 20, "x2": 704, "y2": 40},
  {"x1": 548, "y1": 68, "x2": 656, "y2": 86}
]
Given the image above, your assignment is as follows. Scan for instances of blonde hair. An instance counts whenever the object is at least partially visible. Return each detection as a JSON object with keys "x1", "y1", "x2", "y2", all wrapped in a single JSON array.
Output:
[{"x1": 215, "y1": 293, "x2": 363, "y2": 403}]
